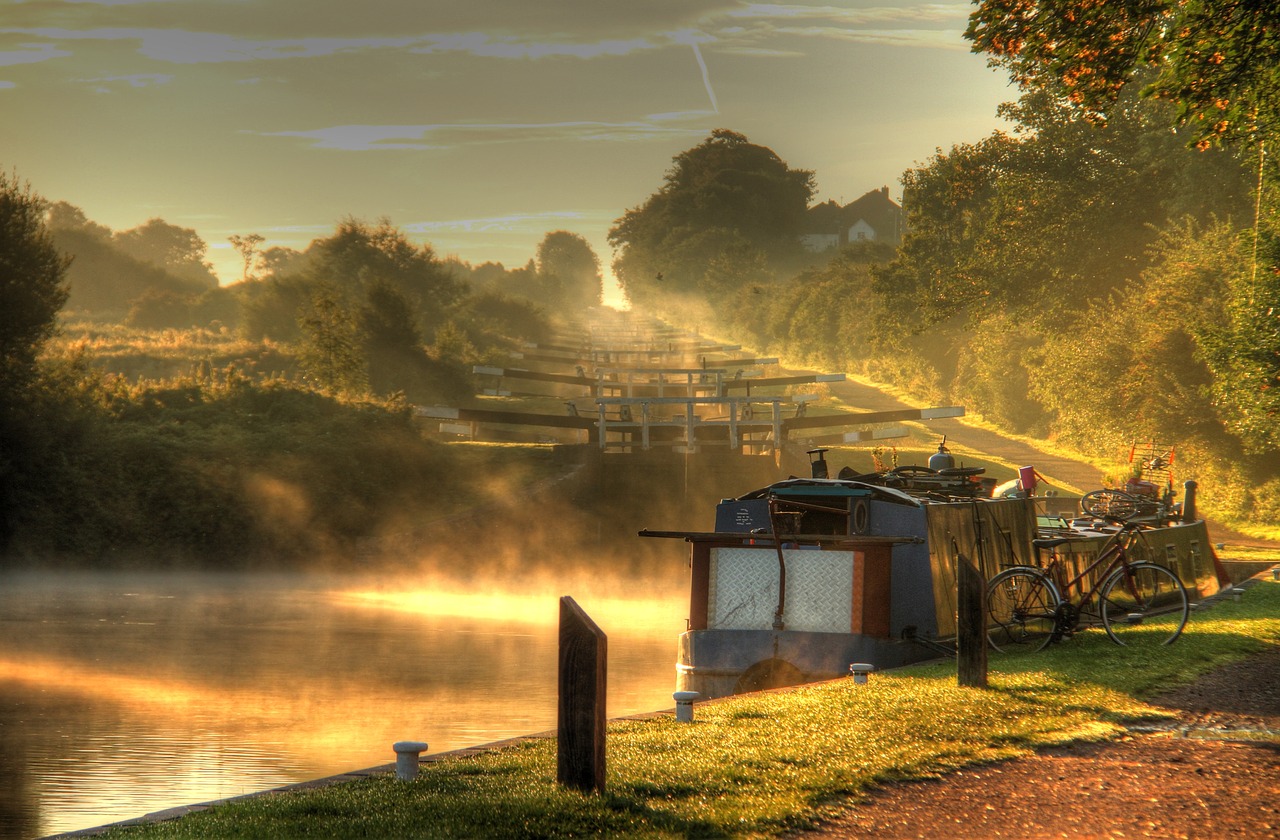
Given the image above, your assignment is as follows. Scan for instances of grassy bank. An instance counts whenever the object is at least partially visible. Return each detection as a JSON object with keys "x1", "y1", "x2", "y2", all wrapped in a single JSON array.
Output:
[{"x1": 105, "y1": 578, "x2": 1280, "y2": 839}]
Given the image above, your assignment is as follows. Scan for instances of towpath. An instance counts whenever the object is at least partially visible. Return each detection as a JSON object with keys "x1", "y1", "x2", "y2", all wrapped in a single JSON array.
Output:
[
  {"x1": 826, "y1": 376, "x2": 1105, "y2": 494},
  {"x1": 791, "y1": 625, "x2": 1280, "y2": 840}
]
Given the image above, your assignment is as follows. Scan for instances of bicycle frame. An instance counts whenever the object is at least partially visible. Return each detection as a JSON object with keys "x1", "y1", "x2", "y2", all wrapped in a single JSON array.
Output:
[{"x1": 1038, "y1": 526, "x2": 1144, "y2": 625}]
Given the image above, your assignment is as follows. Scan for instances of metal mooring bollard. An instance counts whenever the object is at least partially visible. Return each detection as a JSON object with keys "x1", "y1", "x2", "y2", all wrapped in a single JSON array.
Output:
[
  {"x1": 393, "y1": 740, "x2": 429, "y2": 781},
  {"x1": 674, "y1": 691, "x2": 700, "y2": 722},
  {"x1": 849, "y1": 663, "x2": 874, "y2": 685}
]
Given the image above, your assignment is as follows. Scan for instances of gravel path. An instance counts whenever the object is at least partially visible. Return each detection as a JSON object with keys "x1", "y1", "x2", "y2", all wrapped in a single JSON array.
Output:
[{"x1": 794, "y1": 641, "x2": 1280, "y2": 840}]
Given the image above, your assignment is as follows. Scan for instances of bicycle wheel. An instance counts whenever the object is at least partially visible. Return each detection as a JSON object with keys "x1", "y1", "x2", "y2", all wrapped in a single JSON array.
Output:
[
  {"x1": 986, "y1": 567, "x2": 1061, "y2": 653},
  {"x1": 1081, "y1": 489, "x2": 1139, "y2": 518},
  {"x1": 1100, "y1": 562, "x2": 1190, "y2": 648}
]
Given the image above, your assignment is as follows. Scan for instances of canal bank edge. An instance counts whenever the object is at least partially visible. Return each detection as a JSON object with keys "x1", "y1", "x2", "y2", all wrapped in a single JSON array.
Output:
[{"x1": 45, "y1": 570, "x2": 1276, "y2": 840}]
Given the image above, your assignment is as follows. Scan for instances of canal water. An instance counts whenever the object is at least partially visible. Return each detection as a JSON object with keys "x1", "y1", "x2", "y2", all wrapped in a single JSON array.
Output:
[{"x1": 0, "y1": 568, "x2": 690, "y2": 838}]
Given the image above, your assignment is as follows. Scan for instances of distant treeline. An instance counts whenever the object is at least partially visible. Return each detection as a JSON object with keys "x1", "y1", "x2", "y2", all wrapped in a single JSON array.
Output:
[
  {"x1": 2, "y1": 174, "x2": 612, "y2": 566},
  {"x1": 46, "y1": 209, "x2": 610, "y2": 406}
]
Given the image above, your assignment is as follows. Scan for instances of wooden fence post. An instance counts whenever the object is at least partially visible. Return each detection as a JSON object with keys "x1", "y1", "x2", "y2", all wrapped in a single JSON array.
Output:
[
  {"x1": 956, "y1": 553, "x2": 988, "y2": 689},
  {"x1": 557, "y1": 596, "x2": 607, "y2": 793}
]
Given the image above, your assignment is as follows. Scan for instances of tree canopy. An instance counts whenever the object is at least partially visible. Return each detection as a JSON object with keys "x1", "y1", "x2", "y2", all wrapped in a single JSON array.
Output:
[
  {"x1": 112, "y1": 218, "x2": 219, "y2": 288},
  {"x1": 873, "y1": 85, "x2": 1254, "y2": 330},
  {"x1": 45, "y1": 203, "x2": 215, "y2": 317},
  {"x1": 535, "y1": 231, "x2": 602, "y2": 309},
  {"x1": 966, "y1": 0, "x2": 1280, "y2": 146},
  {"x1": 305, "y1": 217, "x2": 465, "y2": 332},
  {"x1": 0, "y1": 173, "x2": 69, "y2": 390},
  {"x1": 609, "y1": 129, "x2": 815, "y2": 304}
]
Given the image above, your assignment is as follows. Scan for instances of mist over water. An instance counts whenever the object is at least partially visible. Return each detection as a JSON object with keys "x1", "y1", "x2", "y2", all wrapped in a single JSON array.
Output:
[{"x1": 0, "y1": 451, "x2": 780, "y2": 838}]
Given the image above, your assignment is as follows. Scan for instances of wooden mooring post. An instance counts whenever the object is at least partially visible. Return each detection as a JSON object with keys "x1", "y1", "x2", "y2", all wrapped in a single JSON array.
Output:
[
  {"x1": 956, "y1": 553, "x2": 988, "y2": 688},
  {"x1": 557, "y1": 596, "x2": 607, "y2": 793}
]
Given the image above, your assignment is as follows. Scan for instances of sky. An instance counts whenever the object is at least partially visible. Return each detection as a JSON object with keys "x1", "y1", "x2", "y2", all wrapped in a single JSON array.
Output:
[{"x1": 1, "y1": 1, "x2": 1015, "y2": 298}]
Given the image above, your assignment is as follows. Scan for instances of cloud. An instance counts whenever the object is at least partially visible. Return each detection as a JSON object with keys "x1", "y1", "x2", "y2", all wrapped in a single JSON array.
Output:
[
  {"x1": 727, "y1": 4, "x2": 971, "y2": 26},
  {"x1": 773, "y1": 26, "x2": 971, "y2": 51},
  {"x1": 402, "y1": 211, "x2": 604, "y2": 236},
  {"x1": 1, "y1": 27, "x2": 421, "y2": 64},
  {"x1": 0, "y1": 41, "x2": 70, "y2": 67},
  {"x1": 1, "y1": 26, "x2": 668, "y2": 66},
  {"x1": 79, "y1": 72, "x2": 172, "y2": 92},
  {"x1": 258, "y1": 119, "x2": 707, "y2": 152},
  {"x1": 3, "y1": 4, "x2": 973, "y2": 71},
  {"x1": 410, "y1": 31, "x2": 659, "y2": 60},
  {"x1": 712, "y1": 3, "x2": 974, "y2": 51}
]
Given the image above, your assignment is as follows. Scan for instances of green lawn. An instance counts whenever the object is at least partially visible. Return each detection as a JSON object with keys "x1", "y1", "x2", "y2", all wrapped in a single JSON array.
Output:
[{"x1": 106, "y1": 578, "x2": 1280, "y2": 839}]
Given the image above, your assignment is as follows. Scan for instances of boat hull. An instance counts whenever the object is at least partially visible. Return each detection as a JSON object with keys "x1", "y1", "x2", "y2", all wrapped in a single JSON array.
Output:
[{"x1": 676, "y1": 628, "x2": 941, "y2": 697}]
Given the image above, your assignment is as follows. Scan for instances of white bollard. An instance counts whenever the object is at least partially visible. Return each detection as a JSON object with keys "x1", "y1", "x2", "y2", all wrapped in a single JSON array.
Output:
[
  {"x1": 1272, "y1": 567, "x2": 1279, "y2": 581},
  {"x1": 1126, "y1": 613, "x2": 1144, "y2": 625},
  {"x1": 1233, "y1": 587, "x2": 1245, "y2": 602},
  {"x1": 849, "y1": 663, "x2": 874, "y2": 685},
  {"x1": 673, "y1": 691, "x2": 700, "y2": 722},
  {"x1": 393, "y1": 740, "x2": 429, "y2": 781}
]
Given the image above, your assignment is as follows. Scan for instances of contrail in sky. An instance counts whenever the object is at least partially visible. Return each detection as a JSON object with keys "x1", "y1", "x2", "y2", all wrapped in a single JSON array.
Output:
[{"x1": 690, "y1": 42, "x2": 719, "y2": 113}]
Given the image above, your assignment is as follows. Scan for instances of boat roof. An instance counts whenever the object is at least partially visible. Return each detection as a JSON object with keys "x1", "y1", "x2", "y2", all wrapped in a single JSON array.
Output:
[{"x1": 733, "y1": 478, "x2": 923, "y2": 507}]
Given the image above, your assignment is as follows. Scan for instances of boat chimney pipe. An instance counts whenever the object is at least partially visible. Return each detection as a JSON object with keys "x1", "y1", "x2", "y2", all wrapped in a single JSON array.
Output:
[
  {"x1": 808, "y1": 448, "x2": 829, "y2": 479},
  {"x1": 1182, "y1": 480, "x2": 1198, "y2": 522}
]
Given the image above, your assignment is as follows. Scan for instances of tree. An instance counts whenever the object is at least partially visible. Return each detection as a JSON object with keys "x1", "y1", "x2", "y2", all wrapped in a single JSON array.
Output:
[
  {"x1": 609, "y1": 129, "x2": 815, "y2": 303},
  {"x1": 305, "y1": 218, "x2": 465, "y2": 333},
  {"x1": 125, "y1": 288, "x2": 193, "y2": 330},
  {"x1": 258, "y1": 245, "x2": 305, "y2": 278},
  {"x1": 458, "y1": 288, "x2": 552, "y2": 345},
  {"x1": 229, "y1": 233, "x2": 265, "y2": 282},
  {"x1": 0, "y1": 173, "x2": 71, "y2": 553},
  {"x1": 1188, "y1": 219, "x2": 1280, "y2": 454},
  {"x1": 113, "y1": 218, "x2": 219, "y2": 289},
  {"x1": 873, "y1": 85, "x2": 1253, "y2": 331},
  {"x1": 966, "y1": 1, "x2": 1280, "y2": 147},
  {"x1": 535, "y1": 231, "x2": 602, "y2": 309},
  {"x1": 296, "y1": 287, "x2": 367, "y2": 396},
  {"x1": 45, "y1": 201, "x2": 111, "y2": 242},
  {"x1": 698, "y1": 239, "x2": 776, "y2": 342},
  {"x1": 0, "y1": 172, "x2": 69, "y2": 391},
  {"x1": 44, "y1": 204, "x2": 201, "y2": 316},
  {"x1": 360, "y1": 279, "x2": 426, "y2": 397}
]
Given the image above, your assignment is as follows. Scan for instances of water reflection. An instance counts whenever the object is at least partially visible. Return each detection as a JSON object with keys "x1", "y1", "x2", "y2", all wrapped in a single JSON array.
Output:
[{"x1": 0, "y1": 571, "x2": 686, "y2": 838}]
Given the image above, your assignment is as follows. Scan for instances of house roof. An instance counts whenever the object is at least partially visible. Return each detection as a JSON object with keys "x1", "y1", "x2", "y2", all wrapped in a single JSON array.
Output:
[{"x1": 803, "y1": 187, "x2": 901, "y2": 240}]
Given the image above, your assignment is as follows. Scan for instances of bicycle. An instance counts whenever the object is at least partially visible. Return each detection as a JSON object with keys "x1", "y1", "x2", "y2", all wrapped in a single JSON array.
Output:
[
  {"x1": 985, "y1": 516, "x2": 1190, "y2": 652},
  {"x1": 1079, "y1": 488, "x2": 1165, "y2": 519},
  {"x1": 1079, "y1": 442, "x2": 1178, "y2": 521}
]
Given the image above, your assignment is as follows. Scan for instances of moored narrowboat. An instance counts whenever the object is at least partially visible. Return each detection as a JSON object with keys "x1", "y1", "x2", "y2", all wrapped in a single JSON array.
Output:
[{"x1": 641, "y1": 453, "x2": 1228, "y2": 699}]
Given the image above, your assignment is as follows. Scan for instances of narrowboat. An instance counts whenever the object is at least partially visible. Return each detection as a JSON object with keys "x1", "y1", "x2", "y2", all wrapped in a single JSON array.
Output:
[{"x1": 641, "y1": 448, "x2": 1228, "y2": 699}]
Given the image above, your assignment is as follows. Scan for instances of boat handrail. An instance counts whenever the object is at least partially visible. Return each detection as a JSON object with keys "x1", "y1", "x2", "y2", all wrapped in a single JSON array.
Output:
[{"x1": 636, "y1": 529, "x2": 923, "y2": 546}]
